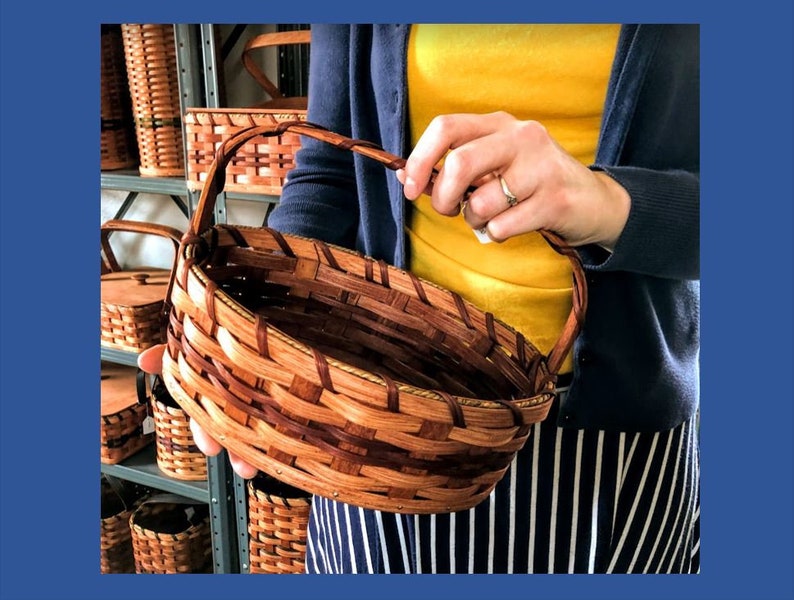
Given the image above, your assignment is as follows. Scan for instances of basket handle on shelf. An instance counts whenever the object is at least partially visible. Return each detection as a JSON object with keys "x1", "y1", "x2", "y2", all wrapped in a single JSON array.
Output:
[
  {"x1": 187, "y1": 121, "x2": 588, "y2": 379},
  {"x1": 101, "y1": 219, "x2": 183, "y2": 274},
  {"x1": 241, "y1": 30, "x2": 311, "y2": 102}
]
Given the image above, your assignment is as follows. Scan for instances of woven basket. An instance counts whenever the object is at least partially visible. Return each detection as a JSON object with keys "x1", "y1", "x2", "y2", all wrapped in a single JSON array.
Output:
[
  {"x1": 121, "y1": 24, "x2": 185, "y2": 177},
  {"x1": 148, "y1": 375, "x2": 207, "y2": 481},
  {"x1": 247, "y1": 473, "x2": 311, "y2": 574},
  {"x1": 129, "y1": 495, "x2": 213, "y2": 574},
  {"x1": 161, "y1": 122, "x2": 587, "y2": 514},
  {"x1": 184, "y1": 30, "x2": 310, "y2": 196},
  {"x1": 101, "y1": 24, "x2": 137, "y2": 171},
  {"x1": 100, "y1": 476, "x2": 150, "y2": 573},
  {"x1": 101, "y1": 219, "x2": 182, "y2": 353},
  {"x1": 101, "y1": 362, "x2": 154, "y2": 464}
]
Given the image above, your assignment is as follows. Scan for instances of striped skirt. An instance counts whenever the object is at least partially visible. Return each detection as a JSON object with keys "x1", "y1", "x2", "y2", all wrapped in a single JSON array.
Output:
[{"x1": 304, "y1": 393, "x2": 700, "y2": 574}]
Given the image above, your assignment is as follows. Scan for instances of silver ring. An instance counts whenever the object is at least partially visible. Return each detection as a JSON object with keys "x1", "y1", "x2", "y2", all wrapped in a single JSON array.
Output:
[{"x1": 499, "y1": 175, "x2": 519, "y2": 208}]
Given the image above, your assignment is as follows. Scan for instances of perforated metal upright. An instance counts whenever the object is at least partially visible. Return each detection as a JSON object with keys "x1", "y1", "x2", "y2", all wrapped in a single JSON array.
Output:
[
  {"x1": 195, "y1": 22, "x2": 255, "y2": 574},
  {"x1": 99, "y1": 24, "x2": 241, "y2": 574}
]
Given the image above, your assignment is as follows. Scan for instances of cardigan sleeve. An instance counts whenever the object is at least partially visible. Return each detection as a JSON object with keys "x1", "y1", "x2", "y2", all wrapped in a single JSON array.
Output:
[
  {"x1": 267, "y1": 25, "x2": 360, "y2": 247},
  {"x1": 581, "y1": 24, "x2": 700, "y2": 282},
  {"x1": 581, "y1": 165, "x2": 700, "y2": 281}
]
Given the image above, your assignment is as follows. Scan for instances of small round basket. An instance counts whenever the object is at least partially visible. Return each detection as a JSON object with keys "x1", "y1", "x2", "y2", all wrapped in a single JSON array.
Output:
[
  {"x1": 148, "y1": 375, "x2": 208, "y2": 481},
  {"x1": 247, "y1": 473, "x2": 312, "y2": 574},
  {"x1": 162, "y1": 122, "x2": 587, "y2": 514}
]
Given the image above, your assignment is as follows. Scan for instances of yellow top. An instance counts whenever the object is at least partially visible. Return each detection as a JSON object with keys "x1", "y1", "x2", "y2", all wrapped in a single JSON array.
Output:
[{"x1": 405, "y1": 24, "x2": 619, "y2": 373}]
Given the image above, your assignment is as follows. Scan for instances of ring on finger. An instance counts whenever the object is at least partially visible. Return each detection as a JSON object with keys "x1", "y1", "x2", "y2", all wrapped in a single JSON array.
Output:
[{"x1": 499, "y1": 175, "x2": 519, "y2": 208}]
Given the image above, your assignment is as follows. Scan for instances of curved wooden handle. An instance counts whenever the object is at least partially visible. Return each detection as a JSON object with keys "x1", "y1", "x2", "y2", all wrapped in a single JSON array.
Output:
[
  {"x1": 101, "y1": 218, "x2": 183, "y2": 274},
  {"x1": 241, "y1": 30, "x2": 311, "y2": 101},
  {"x1": 189, "y1": 121, "x2": 587, "y2": 378}
]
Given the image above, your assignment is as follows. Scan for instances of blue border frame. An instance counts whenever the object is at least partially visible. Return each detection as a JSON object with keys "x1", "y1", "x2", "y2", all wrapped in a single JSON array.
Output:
[{"x1": 1, "y1": 2, "x2": 792, "y2": 599}]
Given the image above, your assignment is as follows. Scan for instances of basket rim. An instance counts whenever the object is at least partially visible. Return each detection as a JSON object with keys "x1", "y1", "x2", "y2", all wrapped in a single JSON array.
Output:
[
  {"x1": 185, "y1": 106, "x2": 308, "y2": 118},
  {"x1": 181, "y1": 226, "x2": 555, "y2": 411}
]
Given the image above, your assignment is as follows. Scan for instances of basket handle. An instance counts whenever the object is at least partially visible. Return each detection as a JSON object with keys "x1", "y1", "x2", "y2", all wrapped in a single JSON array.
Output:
[
  {"x1": 241, "y1": 30, "x2": 311, "y2": 101},
  {"x1": 189, "y1": 121, "x2": 587, "y2": 378},
  {"x1": 101, "y1": 218, "x2": 183, "y2": 274}
]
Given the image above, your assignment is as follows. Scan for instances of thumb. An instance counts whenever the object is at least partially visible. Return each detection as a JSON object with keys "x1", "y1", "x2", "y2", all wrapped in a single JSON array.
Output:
[{"x1": 137, "y1": 344, "x2": 166, "y2": 374}]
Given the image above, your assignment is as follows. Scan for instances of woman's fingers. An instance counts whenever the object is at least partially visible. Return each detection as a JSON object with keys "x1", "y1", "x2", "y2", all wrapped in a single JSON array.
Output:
[
  {"x1": 403, "y1": 112, "x2": 631, "y2": 248},
  {"x1": 189, "y1": 418, "x2": 259, "y2": 479},
  {"x1": 189, "y1": 417, "x2": 223, "y2": 456},
  {"x1": 144, "y1": 345, "x2": 260, "y2": 479},
  {"x1": 402, "y1": 112, "x2": 515, "y2": 205},
  {"x1": 462, "y1": 174, "x2": 528, "y2": 230},
  {"x1": 137, "y1": 344, "x2": 166, "y2": 374},
  {"x1": 229, "y1": 453, "x2": 259, "y2": 480}
]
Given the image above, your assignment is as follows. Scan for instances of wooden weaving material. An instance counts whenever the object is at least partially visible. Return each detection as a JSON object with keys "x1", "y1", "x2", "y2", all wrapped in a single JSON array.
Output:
[
  {"x1": 185, "y1": 29, "x2": 310, "y2": 196},
  {"x1": 100, "y1": 219, "x2": 182, "y2": 353},
  {"x1": 100, "y1": 362, "x2": 153, "y2": 464},
  {"x1": 162, "y1": 121, "x2": 588, "y2": 514}
]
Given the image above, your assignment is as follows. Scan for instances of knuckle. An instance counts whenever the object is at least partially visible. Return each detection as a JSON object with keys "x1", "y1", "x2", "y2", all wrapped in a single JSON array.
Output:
[
  {"x1": 486, "y1": 222, "x2": 508, "y2": 243},
  {"x1": 442, "y1": 146, "x2": 476, "y2": 180},
  {"x1": 427, "y1": 114, "x2": 455, "y2": 136},
  {"x1": 466, "y1": 196, "x2": 490, "y2": 221},
  {"x1": 515, "y1": 119, "x2": 550, "y2": 145},
  {"x1": 490, "y1": 110, "x2": 511, "y2": 122}
]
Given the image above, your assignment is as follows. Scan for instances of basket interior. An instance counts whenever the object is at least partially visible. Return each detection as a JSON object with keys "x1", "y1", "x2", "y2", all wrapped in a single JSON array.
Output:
[
  {"x1": 201, "y1": 233, "x2": 544, "y2": 402},
  {"x1": 250, "y1": 472, "x2": 311, "y2": 501},
  {"x1": 133, "y1": 503, "x2": 209, "y2": 534}
]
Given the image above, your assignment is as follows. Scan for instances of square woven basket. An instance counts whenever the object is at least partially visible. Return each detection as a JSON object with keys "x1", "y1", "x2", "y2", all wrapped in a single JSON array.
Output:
[
  {"x1": 100, "y1": 476, "x2": 151, "y2": 574},
  {"x1": 184, "y1": 29, "x2": 310, "y2": 196},
  {"x1": 129, "y1": 495, "x2": 212, "y2": 574},
  {"x1": 100, "y1": 362, "x2": 153, "y2": 464},
  {"x1": 100, "y1": 219, "x2": 182, "y2": 353}
]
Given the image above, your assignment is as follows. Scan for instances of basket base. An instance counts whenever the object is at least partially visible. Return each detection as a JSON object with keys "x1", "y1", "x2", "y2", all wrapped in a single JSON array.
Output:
[
  {"x1": 101, "y1": 158, "x2": 138, "y2": 171},
  {"x1": 139, "y1": 166, "x2": 185, "y2": 178}
]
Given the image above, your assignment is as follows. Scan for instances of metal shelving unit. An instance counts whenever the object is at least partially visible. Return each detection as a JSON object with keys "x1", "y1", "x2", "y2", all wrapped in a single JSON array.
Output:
[
  {"x1": 101, "y1": 24, "x2": 299, "y2": 574},
  {"x1": 99, "y1": 24, "x2": 240, "y2": 574}
]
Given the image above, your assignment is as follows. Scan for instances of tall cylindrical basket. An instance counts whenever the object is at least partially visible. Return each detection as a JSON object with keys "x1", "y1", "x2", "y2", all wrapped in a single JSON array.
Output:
[
  {"x1": 148, "y1": 375, "x2": 207, "y2": 481},
  {"x1": 101, "y1": 24, "x2": 137, "y2": 171},
  {"x1": 247, "y1": 474, "x2": 312, "y2": 574},
  {"x1": 121, "y1": 24, "x2": 184, "y2": 177}
]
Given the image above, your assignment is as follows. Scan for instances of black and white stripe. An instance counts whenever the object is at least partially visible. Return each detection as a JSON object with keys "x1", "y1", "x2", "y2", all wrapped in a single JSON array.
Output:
[{"x1": 304, "y1": 396, "x2": 700, "y2": 574}]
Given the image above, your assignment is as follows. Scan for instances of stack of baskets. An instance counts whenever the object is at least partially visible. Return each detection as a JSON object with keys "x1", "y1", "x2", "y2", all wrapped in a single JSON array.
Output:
[
  {"x1": 184, "y1": 29, "x2": 310, "y2": 196},
  {"x1": 100, "y1": 24, "x2": 137, "y2": 171},
  {"x1": 100, "y1": 218, "x2": 206, "y2": 480},
  {"x1": 120, "y1": 24, "x2": 185, "y2": 177}
]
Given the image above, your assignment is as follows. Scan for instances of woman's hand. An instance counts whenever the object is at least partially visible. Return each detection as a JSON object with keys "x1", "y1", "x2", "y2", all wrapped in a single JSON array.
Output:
[
  {"x1": 396, "y1": 111, "x2": 631, "y2": 251},
  {"x1": 137, "y1": 344, "x2": 259, "y2": 479}
]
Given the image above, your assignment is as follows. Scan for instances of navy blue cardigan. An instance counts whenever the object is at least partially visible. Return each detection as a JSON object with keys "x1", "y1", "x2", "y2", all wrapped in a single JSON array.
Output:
[{"x1": 269, "y1": 24, "x2": 700, "y2": 433}]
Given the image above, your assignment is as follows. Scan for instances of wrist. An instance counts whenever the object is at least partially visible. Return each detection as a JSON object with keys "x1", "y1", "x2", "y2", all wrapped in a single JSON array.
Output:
[{"x1": 592, "y1": 171, "x2": 631, "y2": 252}]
